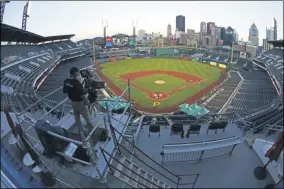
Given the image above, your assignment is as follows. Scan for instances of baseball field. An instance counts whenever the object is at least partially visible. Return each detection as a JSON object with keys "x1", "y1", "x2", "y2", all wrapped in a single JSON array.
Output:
[{"x1": 96, "y1": 58, "x2": 226, "y2": 113}]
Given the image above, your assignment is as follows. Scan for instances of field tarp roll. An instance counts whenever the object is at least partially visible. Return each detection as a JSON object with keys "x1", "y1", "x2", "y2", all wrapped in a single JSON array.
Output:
[{"x1": 179, "y1": 104, "x2": 210, "y2": 118}]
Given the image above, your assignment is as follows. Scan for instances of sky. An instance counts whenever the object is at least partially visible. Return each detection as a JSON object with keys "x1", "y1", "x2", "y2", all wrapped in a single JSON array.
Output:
[{"x1": 3, "y1": 1, "x2": 284, "y2": 44}]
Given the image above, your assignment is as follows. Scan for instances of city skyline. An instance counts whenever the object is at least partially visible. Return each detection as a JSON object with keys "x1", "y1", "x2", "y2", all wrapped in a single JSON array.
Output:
[{"x1": 3, "y1": 1, "x2": 283, "y2": 44}]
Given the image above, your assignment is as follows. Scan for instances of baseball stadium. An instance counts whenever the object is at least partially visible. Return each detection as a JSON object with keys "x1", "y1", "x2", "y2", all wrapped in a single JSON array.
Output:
[{"x1": 1, "y1": 1, "x2": 283, "y2": 189}]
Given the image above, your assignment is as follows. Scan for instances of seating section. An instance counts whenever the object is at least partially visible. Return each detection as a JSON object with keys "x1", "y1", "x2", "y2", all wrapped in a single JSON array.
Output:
[
  {"x1": 0, "y1": 40, "x2": 95, "y2": 115},
  {"x1": 244, "y1": 107, "x2": 283, "y2": 133},
  {"x1": 1, "y1": 40, "x2": 78, "y2": 66},
  {"x1": 1, "y1": 54, "x2": 58, "y2": 112},
  {"x1": 226, "y1": 71, "x2": 277, "y2": 116},
  {"x1": 202, "y1": 51, "x2": 238, "y2": 64},
  {"x1": 36, "y1": 56, "x2": 100, "y2": 103},
  {"x1": 205, "y1": 72, "x2": 241, "y2": 113}
]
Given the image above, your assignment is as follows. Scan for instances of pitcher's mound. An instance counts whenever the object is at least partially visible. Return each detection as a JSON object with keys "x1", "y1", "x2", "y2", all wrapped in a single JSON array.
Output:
[{"x1": 155, "y1": 80, "x2": 165, "y2": 84}]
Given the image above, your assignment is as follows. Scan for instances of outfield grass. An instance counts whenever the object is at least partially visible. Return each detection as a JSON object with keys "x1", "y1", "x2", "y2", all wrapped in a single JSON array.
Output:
[
  {"x1": 133, "y1": 74, "x2": 187, "y2": 92},
  {"x1": 100, "y1": 58, "x2": 222, "y2": 108}
]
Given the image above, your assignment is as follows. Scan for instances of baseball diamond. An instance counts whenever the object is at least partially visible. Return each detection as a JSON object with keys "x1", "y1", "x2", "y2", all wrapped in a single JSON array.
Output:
[{"x1": 96, "y1": 58, "x2": 226, "y2": 113}]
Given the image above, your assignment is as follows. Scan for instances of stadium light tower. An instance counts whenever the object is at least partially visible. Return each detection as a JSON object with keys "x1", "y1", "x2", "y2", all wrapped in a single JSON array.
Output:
[
  {"x1": 0, "y1": 1, "x2": 10, "y2": 23},
  {"x1": 22, "y1": 1, "x2": 30, "y2": 31},
  {"x1": 102, "y1": 19, "x2": 108, "y2": 46},
  {"x1": 132, "y1": 20, "x2": 138, "y2": 41}
]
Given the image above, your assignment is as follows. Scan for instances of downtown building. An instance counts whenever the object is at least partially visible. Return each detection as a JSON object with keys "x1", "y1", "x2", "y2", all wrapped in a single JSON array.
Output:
[
  {"x1": 176, "y1": 15, "x2": 185, "y2": 32},
  {"x1": 248, "y1": 23, "x2": 259, "y2": 46}
]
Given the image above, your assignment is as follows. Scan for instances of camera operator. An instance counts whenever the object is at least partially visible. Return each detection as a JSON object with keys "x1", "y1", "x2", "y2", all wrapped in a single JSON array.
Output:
[{"x1": 63, "y1": 67, "x2": 94, "y2": 135}]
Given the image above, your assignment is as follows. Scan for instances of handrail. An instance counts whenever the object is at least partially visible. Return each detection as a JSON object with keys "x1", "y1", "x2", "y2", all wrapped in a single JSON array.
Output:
[
  {"x1": 108, "y1": 86, "x2": 129, "y2": 112},
  {"x1": 109, "y1": 122, "x2": 181, "y2": 182},
  {"x1": 17, "y1": 86, "x2": 64, "y2": 116},
  {"x1": 39, "y1": 98, "x2": 69, "y2": 120},
  {"x1": 115, "y1": 137, "x2": 178, "y2": 184},
  {"x1": 100, "y1": 148, "x2": 161, "y2": 188},
  {"x1": 162, "y1": 136, "x2": 239, "y2": 146}
]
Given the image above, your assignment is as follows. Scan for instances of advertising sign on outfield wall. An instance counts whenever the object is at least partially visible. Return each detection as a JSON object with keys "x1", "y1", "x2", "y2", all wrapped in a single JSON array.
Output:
[
  {"x1": 183, "y1": 57, "x2": 189, "y2": 60},
  {"x1": 210, "y1": 62, "x2": 217, "y2": 66},
  {"x1": 191, "y1": 58, "x2": 199, "y2": 62},
  {"x1": 219, "y1": 64, "x2": 227, "y2": 69}
]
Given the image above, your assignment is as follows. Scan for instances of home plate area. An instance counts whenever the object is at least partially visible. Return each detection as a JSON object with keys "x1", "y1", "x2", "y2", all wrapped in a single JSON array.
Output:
[{"x1": 147, "y1": 92, "x2": 169, "y2": 100}]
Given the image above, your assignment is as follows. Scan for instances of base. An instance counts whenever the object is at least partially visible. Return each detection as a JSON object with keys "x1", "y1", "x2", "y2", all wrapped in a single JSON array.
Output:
[
  {"x1": 254, "y1": 166, "x2": 268, "y2": 180},
  {"x1": 41, "y1": 172, "x2": 56, "y2": 187}
]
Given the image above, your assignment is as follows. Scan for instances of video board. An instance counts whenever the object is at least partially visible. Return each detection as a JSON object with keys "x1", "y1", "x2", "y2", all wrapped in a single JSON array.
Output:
[{"x1": 105, "y1": 36, "x2": 113, "y2": 47}]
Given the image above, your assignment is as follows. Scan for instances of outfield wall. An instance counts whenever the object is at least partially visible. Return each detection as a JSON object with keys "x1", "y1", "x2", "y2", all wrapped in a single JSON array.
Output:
[{"x1": 96, "y1": 54, "x2": 230, "y2": 70}]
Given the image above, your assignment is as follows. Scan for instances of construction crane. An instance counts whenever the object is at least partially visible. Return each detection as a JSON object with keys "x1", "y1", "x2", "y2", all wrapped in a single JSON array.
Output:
[
  {"x1": 22, "y1": 1, "x2": 30, "y2": 30},
  {"x1": 0, "y1": 1, "x2": 10, "y2": 23}
]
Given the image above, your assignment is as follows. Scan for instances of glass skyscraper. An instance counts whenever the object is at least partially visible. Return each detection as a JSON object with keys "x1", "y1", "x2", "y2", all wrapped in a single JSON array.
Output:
[{"x1": 176, "y1": 15, "x2": 185, "y2": 32}]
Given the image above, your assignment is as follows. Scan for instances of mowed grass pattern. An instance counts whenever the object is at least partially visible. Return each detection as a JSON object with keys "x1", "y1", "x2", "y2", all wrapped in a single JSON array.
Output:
[
  {"x1": 133, "y1": 74, "x2": 187, "y2": 92},
  {"x1": 100, "y1": 59, "x2": 222, "y2": 108}
]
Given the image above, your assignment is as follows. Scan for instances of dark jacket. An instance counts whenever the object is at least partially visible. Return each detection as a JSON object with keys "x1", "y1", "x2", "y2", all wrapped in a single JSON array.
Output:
[{"x1": 63, "y1": 77, "x2": 84, "y2": 102}]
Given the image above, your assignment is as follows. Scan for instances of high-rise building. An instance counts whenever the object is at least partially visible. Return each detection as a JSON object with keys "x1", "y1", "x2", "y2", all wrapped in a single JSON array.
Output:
[
  {"x1": 187, "y1": 29, "x2": 195, "y2": 37},
  {"x1": 273, "y1": 18, "x2": 277, "y2": 40},
  {"x1": 266, "y1": 27, "x2": 274, "y2": 41},
  {"x1": 176, "y1": 15, "x2": 185, "y2": 32},
  {"x1": 167, "y1": 24, "x2": 172, "y2": 38},
  {"x1": 137, "y1": 29, "x2": 146, "y2": 38},
  {"x1": 223, "y1": 26, "x2": 236, "y2": 46},
  {"x1": 248, "y1": 23, "x2": 259, "y2": 46},
  {"x1": 211, "y1": 26, "x2": 221, "y2": 39},
  {"x1": 180, "y1": 33, "x2": 187, "y2": 44},
  {"x1": 207, "y1": 22, "x2": 215, "y2": 35},
  {"x1": 200, "y1": 22, "x2": 206, "y2": 33},
  {"x1": 220, "y1": 27, "x2": 225, "y2": 40}
]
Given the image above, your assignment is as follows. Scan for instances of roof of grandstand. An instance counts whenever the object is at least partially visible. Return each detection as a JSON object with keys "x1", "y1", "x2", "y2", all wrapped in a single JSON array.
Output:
[
  {"x1": 43, "y1": 34, "x2": 75, "y2": 42},
  {"x1": 1, "y1": 23, "x2": 43, "y2": 43},
  {"x1": 268, "y1": 40, "x2": 284, "y2": 47},
  {"x1": 1, "y1": 23, "x2": 75, "y2": 43}
]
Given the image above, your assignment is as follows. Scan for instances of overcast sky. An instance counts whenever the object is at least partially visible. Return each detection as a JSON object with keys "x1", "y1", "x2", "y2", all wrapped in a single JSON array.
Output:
[{"x1": 4, "y1": 1, "x2": 283, "y2": 43}]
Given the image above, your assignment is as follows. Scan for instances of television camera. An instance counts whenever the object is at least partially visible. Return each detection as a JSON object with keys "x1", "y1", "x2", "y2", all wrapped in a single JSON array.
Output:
[{"x1": 80, "y1": 69, "x2": 105, "y2": 103}]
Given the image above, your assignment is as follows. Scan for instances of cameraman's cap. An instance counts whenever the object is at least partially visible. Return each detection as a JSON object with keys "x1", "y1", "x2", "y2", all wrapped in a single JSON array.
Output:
[{"x1": 70, "y1": 67, "x2": 79, "y2": 76}]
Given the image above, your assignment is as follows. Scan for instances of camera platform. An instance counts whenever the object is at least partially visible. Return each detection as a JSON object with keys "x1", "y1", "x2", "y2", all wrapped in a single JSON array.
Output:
[{"x1": 52, "y1": 113, "x2": 130, "y2": 180}]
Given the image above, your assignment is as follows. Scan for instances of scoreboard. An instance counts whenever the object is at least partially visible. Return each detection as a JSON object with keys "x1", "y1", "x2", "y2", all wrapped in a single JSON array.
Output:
[{"x1": 105, "y1": 36, "x2": 112, "y2": 47}]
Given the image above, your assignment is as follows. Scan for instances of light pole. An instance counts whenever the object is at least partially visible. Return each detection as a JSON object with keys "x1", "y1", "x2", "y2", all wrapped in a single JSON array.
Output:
[{"x1": 102, "y1": 19, "x2": 108, "y2": 47}]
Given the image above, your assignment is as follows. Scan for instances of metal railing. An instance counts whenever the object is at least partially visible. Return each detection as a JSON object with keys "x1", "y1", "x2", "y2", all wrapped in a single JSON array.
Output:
[
  {"x1": 100, "y1": 121, "x2": 200, "y2": 188},
  {"x1": 8, "y1": 80, "x2": 133, "y2": 183},
  {"x1": 160, "y1": 136, "x2": 241, "y2": 164}
]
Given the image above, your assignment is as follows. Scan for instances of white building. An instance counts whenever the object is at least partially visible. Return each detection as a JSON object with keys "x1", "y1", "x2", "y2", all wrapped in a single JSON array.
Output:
[
  {"x1": 200, "y1": 22, "x2": 207, "y2": 33},
  {"x1": 248, "y1": 23, "x2": 259, "y2": 46},
  {"x1": 266, "y1": 27, "x2": 274, "y2": 41},
  {"x1": 180, "y1": 33, "x2": 187, "y2": 44},
  {"x1": 167, "y1": 24, "x2": 172, "y2": 38},
  {"x1": 138, "y1": 30, "x2": 146, "y2": 38}
]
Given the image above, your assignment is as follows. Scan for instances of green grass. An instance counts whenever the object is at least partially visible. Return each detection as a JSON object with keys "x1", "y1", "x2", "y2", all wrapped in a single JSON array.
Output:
[
  {"x1": 100, "y1": 58, "x2": 222, "y2": 109},
  {"x1": 133, "y1": 74, "x2": 187, "y2": 93}
]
